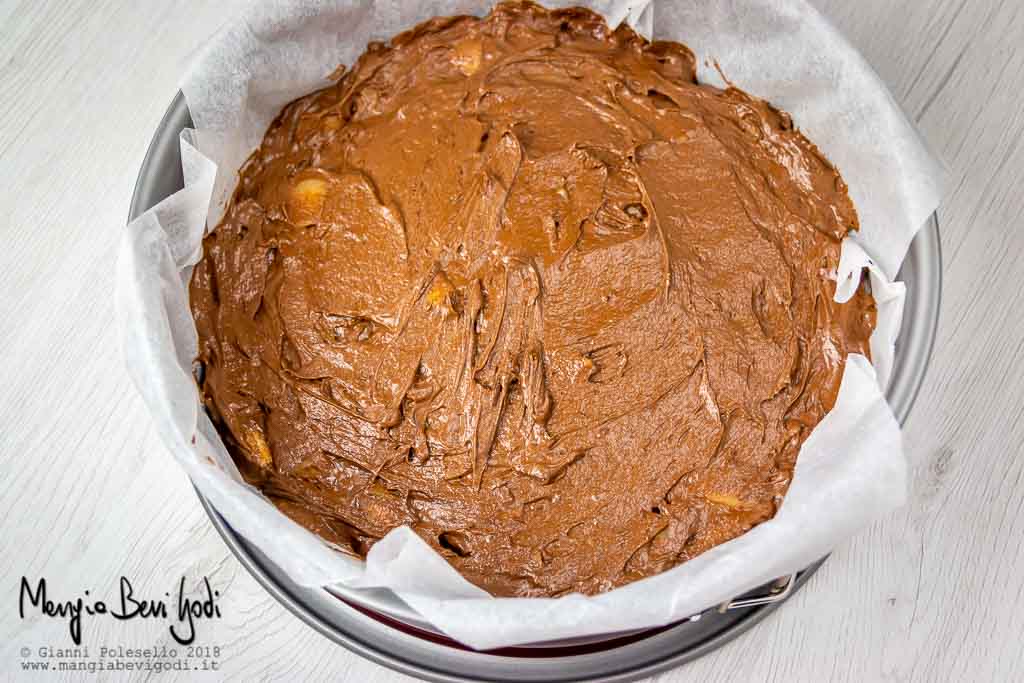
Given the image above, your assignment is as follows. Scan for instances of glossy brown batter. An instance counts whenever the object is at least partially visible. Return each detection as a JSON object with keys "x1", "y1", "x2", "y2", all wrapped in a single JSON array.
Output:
[{"x1": 190, "y1": 1, "x2": 876, "y2": 597}]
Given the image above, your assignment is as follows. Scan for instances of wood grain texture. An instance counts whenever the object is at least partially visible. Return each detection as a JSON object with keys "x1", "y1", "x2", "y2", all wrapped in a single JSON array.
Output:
[{"x1": 1, "y1": 0, "x2": 1021, "y2": 680}]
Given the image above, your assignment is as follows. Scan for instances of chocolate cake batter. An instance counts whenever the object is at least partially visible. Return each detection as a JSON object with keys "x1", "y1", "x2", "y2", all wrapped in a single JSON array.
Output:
[{"x1": 190, "y1": 1, "x2": 876, "y2": 597}]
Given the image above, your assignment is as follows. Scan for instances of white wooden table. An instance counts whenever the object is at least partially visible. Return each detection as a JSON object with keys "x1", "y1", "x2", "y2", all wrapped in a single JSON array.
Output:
[{"x1": 2, "y1": 1, "x2": 1022, "y2": 680}]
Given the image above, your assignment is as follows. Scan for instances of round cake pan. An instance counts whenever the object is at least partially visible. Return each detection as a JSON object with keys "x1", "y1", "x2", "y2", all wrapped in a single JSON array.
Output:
[{"x1": 128, "y1": 91, "x2": 942, "y2": 682}]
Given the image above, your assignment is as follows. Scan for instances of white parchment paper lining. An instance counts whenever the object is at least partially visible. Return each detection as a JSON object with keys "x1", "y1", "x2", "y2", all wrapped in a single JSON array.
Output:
[{"x1": 117, "y1": 0, "x2": 942, "y2": 649}]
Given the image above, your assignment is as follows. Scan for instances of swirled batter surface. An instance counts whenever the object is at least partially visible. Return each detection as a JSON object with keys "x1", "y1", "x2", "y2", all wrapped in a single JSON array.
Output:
[{"x1": 190, "y1": 1, "x2": 876, "y2": 597}]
